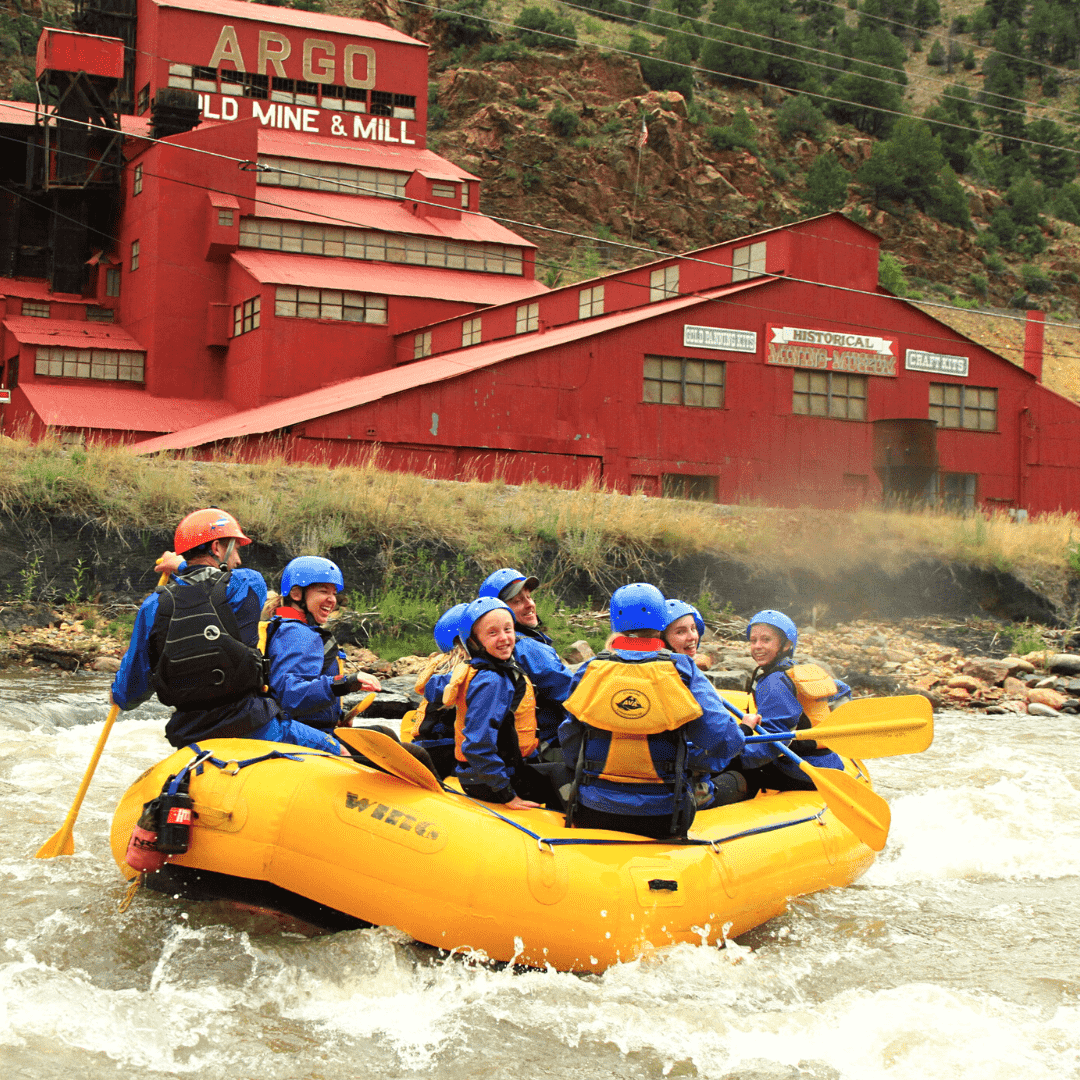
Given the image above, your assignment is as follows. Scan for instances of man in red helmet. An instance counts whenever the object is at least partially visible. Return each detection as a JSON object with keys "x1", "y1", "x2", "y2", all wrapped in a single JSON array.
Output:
[{"x1": 110, "y1": 509, "x2": 343, "y2": 752}]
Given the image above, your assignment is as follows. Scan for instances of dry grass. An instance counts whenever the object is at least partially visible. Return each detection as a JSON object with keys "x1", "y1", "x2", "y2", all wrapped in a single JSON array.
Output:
[{"x1": 1, "y1": 436, "x2": 1078, "y2": 583}]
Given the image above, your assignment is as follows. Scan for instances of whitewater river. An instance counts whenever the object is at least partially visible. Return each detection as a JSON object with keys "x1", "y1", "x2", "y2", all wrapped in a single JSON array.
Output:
[{"x1": 2, "y1": 670, "x2": 1078, "y2": 1080}]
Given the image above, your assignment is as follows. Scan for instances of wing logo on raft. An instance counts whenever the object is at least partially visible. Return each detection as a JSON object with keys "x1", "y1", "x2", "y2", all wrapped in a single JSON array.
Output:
[
  {"x1": 345, "y1": 792, "x2": 440, "y2": 840},
  {"x1": 611, "y1": 689, "x2": 651, "y2": 720}
]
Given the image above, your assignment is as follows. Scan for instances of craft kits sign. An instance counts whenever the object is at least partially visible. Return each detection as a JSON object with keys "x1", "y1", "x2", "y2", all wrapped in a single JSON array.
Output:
[
  {"x1": 683, "y1": 325, "x2": 758, "y2": 352},
  {"x1": 766, "y1": 325, "x2": 897, "y2": 377},
  {"x1": 905, "y1": 349, "x2": 970, "y2": 377}
]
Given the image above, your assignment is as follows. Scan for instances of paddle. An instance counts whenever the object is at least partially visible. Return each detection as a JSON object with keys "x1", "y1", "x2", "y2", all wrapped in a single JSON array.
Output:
[
  {"x1": 718, "y1": 694, "x2": 892, "y2": 851},
  {"x1": 36, "y1": 570, "x2": 170, "y2": 859},
  {"x1": 343, "y1": 691, "x2": 377, "y2": 725},
  {"x1": 742, "y1": 695, "x2": 934, "y2": 759},
  {"x1": 334, "y1": 727, "x2": 443, "y2": 792}
]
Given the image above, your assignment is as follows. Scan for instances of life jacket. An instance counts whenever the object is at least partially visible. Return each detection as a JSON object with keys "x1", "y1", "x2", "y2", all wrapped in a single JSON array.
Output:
[
  {"x1": 563, "y1": 643, "x2": 702, "y2": 785},
  {"x1": 443, "y1": 657, "x2": 539, "y2": 762},
  {"x1": 750, "y1": 657, "x2": 837, "y2": 727},
  {"x1": 149, "y1": 566, "x2": 266, "y2": 708},
  {"x1": 402, "y1": 657, "x2": 463, "y2": 745}
]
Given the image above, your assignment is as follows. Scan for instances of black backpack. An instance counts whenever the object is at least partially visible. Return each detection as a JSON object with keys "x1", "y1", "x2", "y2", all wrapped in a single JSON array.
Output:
[{"x1": 149, "y1": 569, "x2": 266, "y2": 708}]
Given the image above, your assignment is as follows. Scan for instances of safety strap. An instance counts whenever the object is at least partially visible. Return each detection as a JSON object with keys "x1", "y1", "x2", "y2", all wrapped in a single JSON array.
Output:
[{"x1": 182, "y1": 742, "x2": 315, "y2": 776}]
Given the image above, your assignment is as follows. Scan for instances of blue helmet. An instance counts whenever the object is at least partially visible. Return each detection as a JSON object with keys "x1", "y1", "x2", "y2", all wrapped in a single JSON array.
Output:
[
  {"x1": 746, "y1": 609, "x2": 797, "y2": 652},
  {"x1": 281, "y1": 556, "x2": 344, "y2": 597},
  {"x1": 664, "y1": 599, "x2": 705, "y2": 639},
  {"x1": 610, "y1": 583, "x2": 667, "y2": 633},
  {"x1": 434, "y1": 603, "x2": 469, "y2": 653},
  {"x1": 460, "y1": 596, "x2": 514, "y2": 646},
  {"x1": 479, "y1": 567, "x2": 540, "y2": 602}
]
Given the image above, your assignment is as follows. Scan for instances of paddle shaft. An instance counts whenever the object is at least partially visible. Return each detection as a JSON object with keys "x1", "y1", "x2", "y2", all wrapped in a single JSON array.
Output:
[{"x1": 36, "y1": 571, "x2": 169, "y2": 859}]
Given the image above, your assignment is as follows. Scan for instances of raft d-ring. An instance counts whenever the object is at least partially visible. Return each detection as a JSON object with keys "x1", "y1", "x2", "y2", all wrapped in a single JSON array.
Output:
[
  {"x1": 537, "y1": 838, "x2": 553, "y2": 854},
  {"x1": 224, "y1": 760, "x2": 241, "y2": 776}
]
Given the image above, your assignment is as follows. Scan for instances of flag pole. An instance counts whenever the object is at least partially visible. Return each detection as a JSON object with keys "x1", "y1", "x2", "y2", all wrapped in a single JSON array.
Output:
[{"x1": 629, "y1": 114, "x2": 647, "y2": 244}]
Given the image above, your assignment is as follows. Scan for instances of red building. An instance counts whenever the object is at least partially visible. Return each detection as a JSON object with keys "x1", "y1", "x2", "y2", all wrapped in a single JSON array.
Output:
[{"x1": 1, "y1": 1, "x2": 1078, "y2": 513}]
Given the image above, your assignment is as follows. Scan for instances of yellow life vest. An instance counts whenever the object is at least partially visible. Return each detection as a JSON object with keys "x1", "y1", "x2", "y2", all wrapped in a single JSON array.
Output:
[
  {"x1": 564, "y1": 654, "x2": 702, "y2": 785},
  {"x1": 401, "y1": 658, "x2": 467, "y2": 743},
  {"x1": 443, "y1": 662, "x2": 539, "y2": 763},
  {"x1": 785, "y1": 663, "x2": 837, "y2": 727}
]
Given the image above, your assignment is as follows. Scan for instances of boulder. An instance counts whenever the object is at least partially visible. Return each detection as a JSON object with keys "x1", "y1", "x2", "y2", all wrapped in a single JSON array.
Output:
[
  {"x1": 947, "y1": 674, "x2": 983, "y2": 692},
  {"x1": 1002, "y1": 676, "x2": 1029, "y2": 697},
  {"x1": 1003, "y1": 656, "x2": 1036, "y2": 677},
  {"x1": 705, "y1": 669, "x2": 752, "y2": 692},
  {"x1": 1028, "y1": 687, "x2": 1067, "y2": 710},
  {"x1": 91, "y1": 656, "x2": 121, "y2": 673},
  {"x1": 962, "y1": 658, "x2": 1011, "y2": 685},
  {"x1": 1048, "y1": 654, "x2": 1080, "y2": 675},
  {"x1": 1027, "y1": 701, "x2": 1061, "y2": 717},
  {"x1": 391, "y1": 655, "x2": 428, "y2": 677},
  {"x1": 694, "y1": 653, "x2": 713, "y2": 671},
  {"x1": 563, "y1": 640, "x2": 595, "y2": 665}
]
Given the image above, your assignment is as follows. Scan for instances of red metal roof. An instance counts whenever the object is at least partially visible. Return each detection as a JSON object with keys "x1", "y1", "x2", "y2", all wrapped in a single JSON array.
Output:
[
  {"x1": 0, "y1": 100, "x2": 37, "y2": 126},
  {"x1": 4, "y1": 317, "x2": 144, "y2": 350},
  {"x1": 21, "y1": 383, "x2": 237, "y2": 433},
  {"x1": 151, "y1": 0, "x2": 426, "y2": 47},
  {"x1": 0, "y1": 278, "x2": 85, "y2": 302},
  {"x1": 233, "y1": 251, "x2": 547, "y2": 305},
  {"x1": 256, "y1": 130, "x2": 479, "y2": 181},
  {"x1": 132, "y1": 281, "x2": 769, "y2": 453},
  {"x1": 253, "y1": 188, "x2": 535, "y2": 247}
]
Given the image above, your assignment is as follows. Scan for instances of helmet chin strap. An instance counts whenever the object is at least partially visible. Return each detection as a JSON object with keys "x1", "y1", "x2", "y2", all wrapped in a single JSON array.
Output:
[{"x1": 218, "y1": 539, "x2": 236, "y2": 571}]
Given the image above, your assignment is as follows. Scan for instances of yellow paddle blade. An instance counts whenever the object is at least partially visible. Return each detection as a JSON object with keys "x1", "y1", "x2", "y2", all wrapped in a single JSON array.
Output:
[
  {"x1": 817, "y1": 695, "x2": 934, "y2": 758},
  {"x1": 335, "y1": 727, "x2": 443, "y2": 792},
  {"x1": 801, "y1": 760, "x2": 891, "y2": 852},
  {"x1": 35, "y1": 821, "x2": 77, "y2": 858},
  {"x1": 344, "y1": 692, "x2": 377, "y2": 724}
]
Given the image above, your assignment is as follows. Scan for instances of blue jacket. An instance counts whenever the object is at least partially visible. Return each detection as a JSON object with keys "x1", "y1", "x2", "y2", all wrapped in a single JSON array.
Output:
[
  {"x1": 559, "y1": 644, "x2": 745, "y2": 817},
  {"x1": 513, "y1": 624, "x2": 573, "y2": 746},
  {"x1": 457, "y1": 657, "x2": 536, "y2": 798},
  {"x1": 741, "y1": 657, "x2": 847, "y2": 777},
  {"x1": 111, "y1": 565, "x2": 277, "y2": 746},
  {"x1": 266, "y1": 610, "x2": 346, "y2": 733}
]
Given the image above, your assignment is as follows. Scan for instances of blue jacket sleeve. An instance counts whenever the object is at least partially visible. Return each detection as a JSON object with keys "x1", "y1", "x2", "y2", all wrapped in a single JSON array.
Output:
[
  {"x1": 514, "y1": 636, "x2": 573, "y2": 701},
  {"x1": 110, "y1": 592, "x2": 160, "y2": 710},
  {"x1": 675, "y1": 656, "x2": 746, "y2": 773},
  {"x1": 457, "y1": 668, "x2": 515, "y2": 794},
  {"x1": 741, "y1": 669, "x2": 804, "y2": 769},
  {"x1": 423, "y1": 671, "x2": 452, "y2": 703},
  {"x1": 268, "y1": 621, "x2": 337, "y2": 719},
  {"x1": 226, "y1": 568, "x2": 268, "y2": 648}
]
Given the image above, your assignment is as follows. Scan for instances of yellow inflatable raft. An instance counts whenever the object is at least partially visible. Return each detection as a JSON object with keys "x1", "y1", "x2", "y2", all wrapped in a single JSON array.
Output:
[{"x1": 111, "y1": 733, "x2": 879, "y2": 972}]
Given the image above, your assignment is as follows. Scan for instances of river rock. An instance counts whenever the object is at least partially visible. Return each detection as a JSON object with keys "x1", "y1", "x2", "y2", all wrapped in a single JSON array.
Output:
[
  {"x1": 392, "y1": 655, "x2": 429, "y2": 677},
  {"x1": 0, "y1": 604, "x2": 55, "y2": 631},
  {"x1": 947, "y1": 674, "x2": 983, "y2": 692},
  {"x1": 705, "y1": 669, "x2": 751, "y2": 691},
  {"x1": 962, "y1": 658, "x2": 1011, "y2": 685},
  {"x1": 1028, "y1": 687, "x2": 1067, "y2": 709},
  {"x1": 1035, "y1": 676, "x2": 1058, "y2": 688},
  {"x1": 90, "y1": 656, "x2": 121, "y2": 673},
  {"x1": 1003, "y1": 656, "x2": 1036, "y2": 676},
  {"x1": 1047, "y1": 653, "x2": 1080, "y2": 674},
  {"x1": 694, "y1": 653, "x2": 713, "y2": 670},
  {"x1": 563, "y1": 640, "x2": 595, "y2": 664},
  {"x1": 1002, "y1": 676, "x2": 1028, "y2": 697},
  {"x1": 1027, "y1": 701, "x2": 1061, "y2": 717}
]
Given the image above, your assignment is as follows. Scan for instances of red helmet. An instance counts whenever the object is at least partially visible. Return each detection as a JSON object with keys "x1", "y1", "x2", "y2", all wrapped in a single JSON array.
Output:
[{"x1": 174, "y1": 509, "x2": 251, "y2": 555}]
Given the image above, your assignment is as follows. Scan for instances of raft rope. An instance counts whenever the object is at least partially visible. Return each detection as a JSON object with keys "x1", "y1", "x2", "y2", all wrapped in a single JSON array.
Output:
[{"x1": 117, "y1": 873, "x2": 142, "y2": 913}]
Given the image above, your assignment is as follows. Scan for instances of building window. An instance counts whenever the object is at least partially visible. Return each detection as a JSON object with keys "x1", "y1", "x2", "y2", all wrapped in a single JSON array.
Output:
[
  {"x1": 414, "y1": 331, "x2": 432, "y2": 359},
  {"x1": 732, "y1": 241, "x2": 766, "y2": 282},
  {"x1": 929, "y1": 383, "x2": 997, "y2": 431},
  {"x1": 256, "y1": 155, "x2": 407, "y2": 197},
  {"x1": 461, "y1": 183, "x2": 470, "y2": 208},
  {"x1": 220, "y1": 69, "x2": 268, "y2": 99},
  {"x1": 130, "y1": 240, "x2": 139, "y2": 271},
  {"x1": 86, "y1": 307, "x2": 115, "y2": 323},
  {"x1": 137, "y1": 83, "x2": 150, "y2": 114},
  {"x1": 105, "y1": 268, "x2": 121, "y2": 296},
  {"x1": 217, "y1": 208, "x2": 235, "y2": 227},
  {"x1": 21, "y1": 300, "x2": 49, "y2": 318},
  {"x1": 650, "y1": 265, "x2": 679, "y2": 301},
  {"x1": 643, "y1": 356, "x2": 724, "y2": 408},
  {"x1": 274, "y1": 286, "x2": 386, "y2": 324},
  {"x1": 929, "y1": 471, "x2": 977, "y2": 513},
  {"x1": 431, "y1": 181, "x2": 456, "y2": 199},
  {"x1": 662, "y1": 474, "x2": 717, "y2": 502},
  {"x1": 516, "y1": 303, "x2": 539, "y2": 334},
  {"x1": 792, "y1": 370, "x2": 866, "y2": 420},
  {"x1": 133, "y1": 163, "x2": 143, "y2": 196},
  {"x1": 579, "y1": 285, "x2": 604, "y2": 319},
  {"x1": 462, "y1": 317, "x2": 481, "y2": 346},
  {"x1": 167, "y1": 63, "x2": 194, "y2": 89},
  {"x1": 35, "y1": 346, "x2": 144, "y2": 382},
  {"x1": 239, "y1": 218, "x2": 523, "y2": 276},
  {"x1": 232, "y1": 296, "x2": 260, "y2": 337}
]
